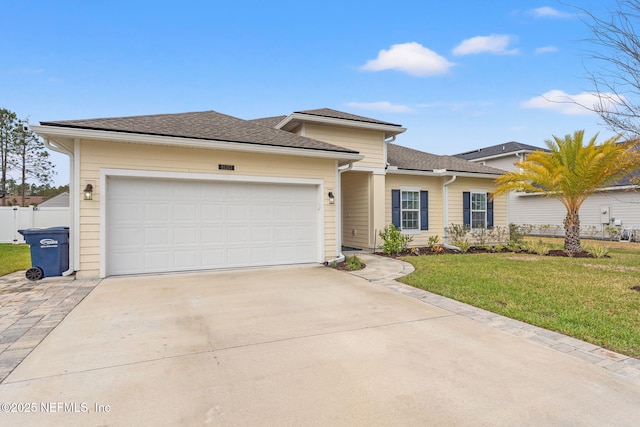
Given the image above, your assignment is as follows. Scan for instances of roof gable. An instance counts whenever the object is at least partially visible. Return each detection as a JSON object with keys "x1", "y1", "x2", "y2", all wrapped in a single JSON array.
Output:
[
  {"x1": 388, "y1": 144, "x2": 506, "y2": 175},
  {"x1": 41, "y1": 110, "x2": 357, "y2": 154},
  {"x1": 293, "y1": 108, "x2": 402, "y2": 127}
]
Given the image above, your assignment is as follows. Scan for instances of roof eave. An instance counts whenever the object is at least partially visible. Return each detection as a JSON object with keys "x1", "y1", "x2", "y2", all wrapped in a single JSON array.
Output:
[
  {"x1": 276, "y1": 112, "x2": 406, "y2": 138},
  {"x1": 465, "y1": 150, "x2": 536, "y2": 162},
  {"x1": 387, "y1": 167, "x2": 502, "y2": 179},
  {"x1": 32, "y1": 125, "x2": 364, "y2": 163}
]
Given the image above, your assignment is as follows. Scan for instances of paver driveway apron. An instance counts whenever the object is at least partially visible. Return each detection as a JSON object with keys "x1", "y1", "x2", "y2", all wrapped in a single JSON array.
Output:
[{"x1": 1, "y1": 265, "x2": 640, "y2": 426}]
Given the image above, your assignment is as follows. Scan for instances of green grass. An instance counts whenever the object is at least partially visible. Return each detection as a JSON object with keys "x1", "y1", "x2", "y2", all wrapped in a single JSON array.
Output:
[
  {"x1": 0, "y1": 244, "x2": 31, "y2": 277},
  {"x1": 400, "y1": 250, "x2": 640, "y2": 358}
]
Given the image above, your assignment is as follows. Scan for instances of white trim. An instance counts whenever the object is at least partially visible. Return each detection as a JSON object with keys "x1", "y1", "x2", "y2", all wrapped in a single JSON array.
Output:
[
  {"x1": 399, "y1": 187, "x2": 421, "y2": 232},
  {"x1": 276, "y1": 112, "x2": 406, "y2": 137},
  {"x1": 351, "y1": 165, "x2": 387, "y2": 174},
  {"x1": 387, "y1": 169, "x2": 502, "y2": 179},
  {"x1": 31, "y1": 125, "x2": 364, "y2": 163},
  {"x1": 99, "y1": 169, "x2": 325, "y2": 278},
  {"x1": 465, "y1": 150, "x2": 537, "y2": 163}
]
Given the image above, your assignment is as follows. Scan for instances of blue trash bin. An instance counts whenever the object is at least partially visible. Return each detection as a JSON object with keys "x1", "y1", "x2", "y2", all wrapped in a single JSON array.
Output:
[{"x1": 18, "y1": 227, "x2": 70, "y2": 281}]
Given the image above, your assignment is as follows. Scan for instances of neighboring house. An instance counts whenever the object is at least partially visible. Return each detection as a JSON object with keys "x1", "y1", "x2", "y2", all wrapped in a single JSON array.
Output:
[
  {"x1": 33, "y1": 108, "x2": 506, "y2": 279},
  {"x1": 38, "y1": 191, "x2": 70, "y2": 207},
  {"x1": 454, "y1": 142, "x2": 640, "y2": 237},
  {"x1": 2, "y1": 195, "x2": 46, "y2": 207}
]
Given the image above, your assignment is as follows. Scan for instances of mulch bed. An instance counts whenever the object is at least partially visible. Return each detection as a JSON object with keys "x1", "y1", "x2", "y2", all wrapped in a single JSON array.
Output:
[{"x1": 375, "y1": 246, "x2": 595, "y2": 258}]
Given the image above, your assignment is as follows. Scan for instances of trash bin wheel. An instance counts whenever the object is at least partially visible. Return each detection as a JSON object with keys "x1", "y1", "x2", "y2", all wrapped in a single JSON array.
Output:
[{"x1": 25, "y1": 267, "x2": 44, "y2": 281}]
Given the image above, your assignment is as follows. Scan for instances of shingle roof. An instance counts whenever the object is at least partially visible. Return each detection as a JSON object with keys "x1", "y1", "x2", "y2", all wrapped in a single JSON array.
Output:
[
  {"x1": 294, "y1": 108, "x2": 403, "y2": 127},
  {"x1": 41, "y1": 110, "x2": 358, "y2": 154},
  {"x1": 388, "y1": 144, "x2": 506, "y2": 175},
  {"x1": 248, "y1": 115, "x2": 287, "y2": 128},
  {"x1": 454, "y1": 141, "x2": 544, "y2": 160}
]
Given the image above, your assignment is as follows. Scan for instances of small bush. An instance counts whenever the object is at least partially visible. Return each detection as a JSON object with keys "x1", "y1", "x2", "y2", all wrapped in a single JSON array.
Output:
[
  {"x1": 344, "y1": 255, "x2": 363, "y2": 270},
  {"x1": 427, "y1": 235, "x2": 440, "y2": 248},
  {"x1": 431, "y1": 245, "x2": 445, "y2": 254},
  {"x1": 446, "y1": 223, "x2": 469, "y2": 242},
  {"x1": 509, "y1": 223, "x2": 525, "y2": 244},
  {"x1": 378, "y1": 224, "x2": 413, "y2": 255},
  {"x1": 453, "y1": 239, "x2": 471, "y2": 253},
  {"x1": 526, "y1": 240, "x2": 550, "y2": 256},
  {"x1": 584, "y1": 244, "x2": 610, "y2": 258}
]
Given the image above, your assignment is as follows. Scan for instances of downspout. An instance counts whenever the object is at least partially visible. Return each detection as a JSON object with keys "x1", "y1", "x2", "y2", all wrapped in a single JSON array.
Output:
[
  {"x1": 42, "y1": 138, "x2": 75, "y2": 276},
  {"x1": 442, "y1": 174, "x2": 457, "y2": 245},
  {"x1": 325, "y1": 162, "x2": 354, "y2": 265}
]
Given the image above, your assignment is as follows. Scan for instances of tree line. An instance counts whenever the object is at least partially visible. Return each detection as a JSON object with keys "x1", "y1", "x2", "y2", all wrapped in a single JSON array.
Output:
[{"x1": 0, "y1": 108, "x2": 56, "y2": 207}]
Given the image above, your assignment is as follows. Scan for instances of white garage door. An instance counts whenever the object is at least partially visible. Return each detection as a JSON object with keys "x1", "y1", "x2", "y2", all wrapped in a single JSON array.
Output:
[{"x1": 106, "y1": 177, "x2": 319, "y2": 275}]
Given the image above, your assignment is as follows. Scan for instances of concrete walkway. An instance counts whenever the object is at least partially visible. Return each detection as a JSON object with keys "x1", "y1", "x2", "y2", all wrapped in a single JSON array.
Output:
[{"x1": 350, "y1": 253, "x2": 640, "y2": 383}]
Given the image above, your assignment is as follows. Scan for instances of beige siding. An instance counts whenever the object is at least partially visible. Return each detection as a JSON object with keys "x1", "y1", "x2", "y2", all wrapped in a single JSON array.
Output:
[
  {"x1": 384, "y1": 174, "x2": 443, "y2": 247},
  {"x1": 303, "y1": 123, "x2": 385, "y2": 169},
  {"x1": 382, "y1": 175, "x2": 507, "y2": 247},
  {"x1": 341, "y1": 171, "x2": 369, "y2": 249},
  {"x1": 78, "y1": 140, "x2": 338, "y2": 277},
  {"x1": 446, "y1": 177, "x2": 507, "y2": 231}
]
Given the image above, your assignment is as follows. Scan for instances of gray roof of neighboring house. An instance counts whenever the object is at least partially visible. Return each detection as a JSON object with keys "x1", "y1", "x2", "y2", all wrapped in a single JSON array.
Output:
[
  {"x1": 248, "y1": 115, "x2": 287, "y2": 128},
  {"x1": 38, "y1": 191, "x2": 69, "y2": 207},
  {"x1": 293, "y1": 108, "x2": 403, "y2": 127},
  {"x1": 388, "y1": 144, "x2": 506, "y2": 175},
  {"x1": 41, "y1": 110, "x2": 358, "y2": 154},
  {"x1": 454, "y1": 141, "x2": 544, "y2": 161}
]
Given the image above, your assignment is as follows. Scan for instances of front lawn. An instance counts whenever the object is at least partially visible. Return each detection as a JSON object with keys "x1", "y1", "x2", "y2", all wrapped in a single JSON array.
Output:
[
  {"x1": 400, "y1": 250, "x2": 640, "y2": 358},
  {"x1": 0, "y1": 244, "x2": 31, "y2": 277}
]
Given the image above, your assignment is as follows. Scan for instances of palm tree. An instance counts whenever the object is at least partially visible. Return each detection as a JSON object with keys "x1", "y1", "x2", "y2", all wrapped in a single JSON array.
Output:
[{"x1": 493, "y1": 130, "x2": 640, "y2": 254}]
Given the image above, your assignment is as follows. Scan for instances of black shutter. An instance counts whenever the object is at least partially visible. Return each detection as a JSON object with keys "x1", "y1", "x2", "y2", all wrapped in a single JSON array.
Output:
[
  {"x1": 392, "y1": 189, "x2": 401, "y2": 228},
  {"x1": 487, "y1": 193, "x2": 494, "y2": 229},
  {"x1": 420, "y1": 190, "x2": 428, "y2": 230},
  {"x1": 463, "y1": 191, "x2": 471, "y2": 226}
]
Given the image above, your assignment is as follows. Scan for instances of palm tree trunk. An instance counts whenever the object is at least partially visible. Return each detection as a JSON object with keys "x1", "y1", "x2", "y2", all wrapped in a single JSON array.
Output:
[{"x1": 564, "y1": 210, "x2": 582, "y2": 254}]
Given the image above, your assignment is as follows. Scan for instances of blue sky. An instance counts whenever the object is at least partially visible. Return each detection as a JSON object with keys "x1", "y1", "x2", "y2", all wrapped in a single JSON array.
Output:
[{"x1": 1, "y1": 0, "x2": 620, "y2": 186}]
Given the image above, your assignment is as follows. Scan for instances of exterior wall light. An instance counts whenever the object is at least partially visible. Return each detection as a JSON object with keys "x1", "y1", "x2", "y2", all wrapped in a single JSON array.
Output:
[
  {"x1": 328, "y1": 191, "x2": 335, "y2": 204},
  {"x1": 83, "y1": 184, "x2": 93, "y2": 201}
]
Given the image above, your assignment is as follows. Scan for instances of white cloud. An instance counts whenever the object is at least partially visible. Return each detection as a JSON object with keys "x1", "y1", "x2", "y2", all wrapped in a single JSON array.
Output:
[
  {"x1": 521, "y1": 90, "x2": 625, "y2": 115},
  {"x1": 529, "y1": 6, "x2": 574, "y2": 18},
  {"x1": 535, "y1": 46, "x2": 558, "y2": 54},
  {"x1": 361, "y1": 42, "x2": 455, "y2": 77},
  {"x1": 453, "y1": 34, "x2": 519, "y2": 56},
  {"x1": 346, "y1": 101, "x2": 414, "y2": 113}
]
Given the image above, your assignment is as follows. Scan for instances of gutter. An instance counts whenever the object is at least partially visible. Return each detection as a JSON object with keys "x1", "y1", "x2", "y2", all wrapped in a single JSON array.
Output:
[
  {"x1": 442, "y1": 175, "x2": 457, "y2": 244},
  {"x1": 325, "y1": 162, "x2": 355, "y2": 265},
  {"x1": 41, "y1": 138, "x2": 76, "y2": 276}
]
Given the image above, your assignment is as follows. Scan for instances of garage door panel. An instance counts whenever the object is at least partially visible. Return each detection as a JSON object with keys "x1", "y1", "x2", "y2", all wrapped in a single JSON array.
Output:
[{"x1": 107, "y1": 177, "x2": 319, "y2": 275}]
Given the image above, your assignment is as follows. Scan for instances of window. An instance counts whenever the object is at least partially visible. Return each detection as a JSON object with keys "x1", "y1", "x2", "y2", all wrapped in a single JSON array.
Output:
[
  {"x1": 401, "y1": 190, "x2": 420, "y2": 230},
  {"x1": 471, "y1": 192, "x2": 487, "y2": 229},
  {"x1": 391, "y1": 189, "x2": 428, "y2": 231}
]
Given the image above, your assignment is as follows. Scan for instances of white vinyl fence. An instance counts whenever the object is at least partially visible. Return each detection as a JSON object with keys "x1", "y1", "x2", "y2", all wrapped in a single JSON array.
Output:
[{"x1": 0, "y1": 206, "x2": 70, "y2": 244}]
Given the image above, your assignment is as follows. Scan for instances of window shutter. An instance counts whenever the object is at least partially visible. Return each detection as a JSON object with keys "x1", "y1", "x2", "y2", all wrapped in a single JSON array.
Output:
[
  {"x1": 463, "y1": 191, "x2": 471, "y2": 226},
  {"x1": 420, "y1": 190, "x2": 428, "y2": 230},
  {"x1": 487, "y1": 193, "x2": 494, "y2": 229},
  {"x1": 391, "y1": 189, "x2": 400, "y2": 228}
]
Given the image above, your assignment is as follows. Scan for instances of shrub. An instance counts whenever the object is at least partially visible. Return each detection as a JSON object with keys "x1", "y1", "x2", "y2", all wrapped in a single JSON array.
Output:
[
  {"x1": 584, "y1": 244, "x2": 610, "y2": 258},
  {"x1": 453, "y1": 239, "x2": 471, "y2": 253},
  {"x1": 378, "y1": 224, "x2": 413, "y2": 255},
  {"x1": 431, "y1": 245, "x2": 445, "y2": 254},
  {"x1": 508, "y1": 224, "x2": 525, "y2": 244},
  {"x1": 427, "y1": 235, "x2": 440, "y2": 248},
  {"x1": 446, "y1": 223, "x2": 469, "y2": 242},
  {"x1": 344, "y1": 255, "x2": 363, "y2": 270},
  {"x1": 526, "y1": 240, "x2": 550, "y2": 256}
]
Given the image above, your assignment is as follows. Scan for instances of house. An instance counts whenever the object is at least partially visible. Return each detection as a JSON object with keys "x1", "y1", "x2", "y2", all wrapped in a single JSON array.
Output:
[
  {"x1": 32, "y1": 108, "x2": 506, "y2": 279},
  {"x1": 454, "y1": 141, "x2": 640, "y2": 238},
  {"x1": 38, "y1": 191, "x2": 70, "y2": 207}
]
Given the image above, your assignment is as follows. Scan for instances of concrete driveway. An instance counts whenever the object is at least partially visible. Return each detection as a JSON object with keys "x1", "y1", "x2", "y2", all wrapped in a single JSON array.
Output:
[{"x1": 1, "y1": 265, "x2": 640, "y2": 426}]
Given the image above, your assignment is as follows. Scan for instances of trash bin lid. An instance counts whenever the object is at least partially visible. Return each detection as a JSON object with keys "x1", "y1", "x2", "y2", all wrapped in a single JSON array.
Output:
[{"x1": 18, "y1": 226, "x2": 69, "y2": 236}]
